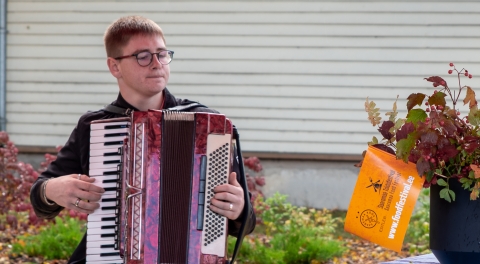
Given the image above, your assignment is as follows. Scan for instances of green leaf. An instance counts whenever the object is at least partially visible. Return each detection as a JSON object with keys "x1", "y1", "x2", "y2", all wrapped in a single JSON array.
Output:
[
  {"x1": 459, "y1": 178, "x2": 470, "y2": 183},
  {"x1": 460, "y1": 178, "x2": 473, "y2": 190},
  {"x1": 394, "y1": 118, "x2": 405, "y2": 131},
  {"x1": 406, "y1": 109, "x2": 428, "y2": 126},
  {"x1": 437, "y1": 178, "x2": 448, "y2": 187},
  {"x1": 469, "y1": 170, "x2": 476, "y2": 179},
  {"x1": 440, "y1": 188, "x2": 452, "y2": 203},
  {"x1": 396, "y1": 134, "x2": 416, "y2": 162},
  {"x1": 407, "y1": 93, "x2": 426, "y2": 111},
  {"x1": 426, "y1": 170, "x2": 434, "y2": 181},
  {"x1": 468, "y1": 105, "x2": 480, "y2": 126},
  {"x1": 439, "y1": 188, "x2": 448, "y2": 198},
  {"x1": 448, "y1": 189, "x2": 456, "y2": 202}
]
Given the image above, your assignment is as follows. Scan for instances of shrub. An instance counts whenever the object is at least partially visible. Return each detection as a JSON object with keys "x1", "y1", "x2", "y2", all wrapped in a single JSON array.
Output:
[
  {"x1": 0, "y1": 131, "x2": 86, "y2": 261},
  {"x1": 11, "y1": 216, "x2": 86, "y2": 260},
  {"x1": 244, "y1": 156, "x2": 266, "y2": 224},
  {"x1": 405, "y1": 188, "x2": 430, "y2": 254},
  {"x1": 229, "y1": 193, "x2": 346, "y2": 263}
]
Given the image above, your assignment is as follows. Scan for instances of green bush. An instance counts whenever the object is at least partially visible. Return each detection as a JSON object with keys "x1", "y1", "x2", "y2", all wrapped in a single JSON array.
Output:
[
  {"x1": 11, "y1": 216, "x2": 86, "y2": 260},
  {"x1": 229, "y1": 193, "x2": 346, "y2": 263},
  {"x1": 405, "y1": 188, "x2": 430, "y2": 254}
]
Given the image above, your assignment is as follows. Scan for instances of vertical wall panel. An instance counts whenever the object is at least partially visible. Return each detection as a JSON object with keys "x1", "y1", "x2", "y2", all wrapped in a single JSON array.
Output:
[{"x1": 6, "y1": 1, "x2": 480, "y2": 154}]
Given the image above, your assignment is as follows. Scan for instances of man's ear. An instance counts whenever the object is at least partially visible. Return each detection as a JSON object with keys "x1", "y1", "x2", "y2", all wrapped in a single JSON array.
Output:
[{"x1": 107, "y1": 57, "x2": 122, "y2": 78}]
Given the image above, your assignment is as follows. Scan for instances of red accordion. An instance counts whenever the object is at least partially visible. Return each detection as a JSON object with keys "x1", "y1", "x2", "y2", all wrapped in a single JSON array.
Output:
[{"x1": 86, "y1": 110, "x2": 233, "y2": 264}]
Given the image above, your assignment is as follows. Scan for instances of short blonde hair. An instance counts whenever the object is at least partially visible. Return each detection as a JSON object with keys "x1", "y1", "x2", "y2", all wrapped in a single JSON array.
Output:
[{"x1": 104, "y1": 16, "x2": 165, "y2": 58}]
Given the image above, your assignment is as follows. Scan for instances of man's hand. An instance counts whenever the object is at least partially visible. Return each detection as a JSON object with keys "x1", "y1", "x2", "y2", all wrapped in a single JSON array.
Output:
[
  {"x1": 209, "y1": 172, "x2": 245, "y2": 220},
  {"x1": 45, "y1": 174, "x2": 105, "y2": 214}
]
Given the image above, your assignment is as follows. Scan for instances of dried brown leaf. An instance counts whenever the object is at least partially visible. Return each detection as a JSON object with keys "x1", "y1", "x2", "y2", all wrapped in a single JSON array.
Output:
[{"x1": 463, "y1": 86, "x2": 478, "y2": 109}]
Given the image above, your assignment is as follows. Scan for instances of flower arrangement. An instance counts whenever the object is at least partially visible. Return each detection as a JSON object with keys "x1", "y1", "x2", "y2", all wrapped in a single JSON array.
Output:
[{"x1": 362, "y1": 63, "x2": 480, "y2": 202}]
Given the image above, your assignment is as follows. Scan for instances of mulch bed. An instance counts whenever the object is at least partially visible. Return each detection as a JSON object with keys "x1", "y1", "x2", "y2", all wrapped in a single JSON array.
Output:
[
  {"x1": 0, "y1": 235, "x2": 421, "y2": 264},
  {"x1": 329, "y1": 238, "x2": 419, "y2": 264}
]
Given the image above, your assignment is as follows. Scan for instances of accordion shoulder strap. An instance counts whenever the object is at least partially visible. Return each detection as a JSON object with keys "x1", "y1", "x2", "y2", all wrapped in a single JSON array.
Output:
[
  {"x1": 167, "y1": 102, "x2": 207, "y2": 111},
  {"x1": 103, "y1": 104, "x2": 133, "y2": 116},
  {"x1": 228, "y1": 126, "x2": 253, "y2": 264},
  {"x1": 102, "y1": 102, "x2": 206, "y2": 115}
]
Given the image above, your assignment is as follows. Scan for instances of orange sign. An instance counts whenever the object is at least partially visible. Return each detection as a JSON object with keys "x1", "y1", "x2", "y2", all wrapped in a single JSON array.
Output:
[{"x1": 344, "y1": 146, "x2": 424, "y2": 252}]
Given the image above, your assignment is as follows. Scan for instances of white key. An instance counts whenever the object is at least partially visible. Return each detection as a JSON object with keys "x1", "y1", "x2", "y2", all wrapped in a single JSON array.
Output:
[
  {"x1": 91, "y1": 136, "x2": 128, "y2": 144},
  {"x1": 90, "y1": 203, "x2": 117, "y2": 216},
  {"x1": 90, "y1": 162, "x2": 118, "y2": 170},
  {"x1": 90, "y1": 127, "x2": 129, "y2": 137},
  {"x1": 90, "y1": 174, "x2": 119, "y2": 183},
  {"x1": 86, "y1": 252, "x2": 122, "y2": 262},
  {"x1": 97, "y1": 201, "x2": 117, "y2": 212},
  {"x1": 92, "y1": 181, "x2": 117, "y2": 189},
  {"x1": 85, "y1": 259, "x2": 123, "y2": 264},
  {"x1": 86, "y1": 240, "x2": 117, "y2": 249},
  {"x1": 90, "y1": 147, "x2": 122, "y2": 157},
  {"x1": 90, "y1": 142, "x2": 124, "y2": 150},
  {"x1": 91, "y1": 121, "x2": 129, "y2": 131},
  {"x1": 87, "y1": 220, "x2": 116, "y2": 229},
  {"x1": 87, "y1": 233, "x2": 117, "y2": 242},
  {"x1": 88, "y1": 213, "x2": 116, "y2": 222},
  {"x1": 89, "y1": 167, "x2": 120, "y2": 177},
  {"x1": 88, "y1": 226, "x2": 117, "y2": 235},
  {"x1": 86, "y1": 247, "x2": 120, "y2": 255},
  {"x1": 89, "y1": 155, "x2": 122, "y2": 164}
]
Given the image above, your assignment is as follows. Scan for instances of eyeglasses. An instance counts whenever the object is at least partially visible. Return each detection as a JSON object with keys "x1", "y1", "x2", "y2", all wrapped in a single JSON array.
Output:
[{"x1": 114, "y1": 50, "x2": 174, "y2": 67}]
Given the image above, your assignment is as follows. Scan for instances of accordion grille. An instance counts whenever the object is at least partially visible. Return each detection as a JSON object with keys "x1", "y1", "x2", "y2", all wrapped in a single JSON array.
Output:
[{"x1": 159, "y1": 117, "x2": 195, "y2": 263}]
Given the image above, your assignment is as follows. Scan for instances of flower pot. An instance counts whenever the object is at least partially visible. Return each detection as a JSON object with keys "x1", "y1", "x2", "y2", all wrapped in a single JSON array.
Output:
[{"x1": 430, "y1": 180, "x2": 480, "y2": 264}]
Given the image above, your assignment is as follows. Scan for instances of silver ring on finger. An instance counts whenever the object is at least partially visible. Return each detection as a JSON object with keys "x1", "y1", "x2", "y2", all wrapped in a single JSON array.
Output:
[
  {"x1": 229, "y1": 203, "x2": 233, "y2": 211},
  {"x1": 74, "y1": 198, "x2": 81, "y2": 207},
  {"x1": 77, "y1": 174, "x2": 81, "y2": 180}
]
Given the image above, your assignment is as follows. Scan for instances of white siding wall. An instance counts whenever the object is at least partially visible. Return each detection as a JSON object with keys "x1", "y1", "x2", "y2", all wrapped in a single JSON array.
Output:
[{"x1": 6, "y1": 1, "x2": 480, "y2": 155}]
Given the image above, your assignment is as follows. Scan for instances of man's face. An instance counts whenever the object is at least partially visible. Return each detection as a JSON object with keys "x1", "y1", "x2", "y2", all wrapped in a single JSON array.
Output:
[{"x1": 115, "y1": 34, "x2": 170, "y2": 100}]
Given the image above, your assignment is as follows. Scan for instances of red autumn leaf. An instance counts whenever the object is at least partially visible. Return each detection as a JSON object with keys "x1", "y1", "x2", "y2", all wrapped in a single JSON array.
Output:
[
  {"x1": 371, "y1": 144, "x2": 395, "y2": 155},
  {"x1": 436, "y1": 114, "x2": 457, "y2": 136},
  {"x1": 424, "y1": 76, "x2": 448, "y2": 87},
  {"x1": 420, "y1": 130, "x2": 438, "y2": 145},
  {"x1": 396, "y1": 122, "x2": 415, "y2": 141},
  {"x1": 463, "y1": 86, "x2": 478, "y2": 109},
  {"x1": 465, "y1": 141, "x2": 480, "y2": 154},
  {"x1": 407, "y1": 93, "x2": 426, "y2": 111},
  {"x1": 442, "y1": 144, "x2": 459, "y2": 160},
  {"x1": 377, "y1": 121, "x2": 394, "y2": 140},
  {"x1": 416, "y1": 157, "x2": 431, "y2": 177}
]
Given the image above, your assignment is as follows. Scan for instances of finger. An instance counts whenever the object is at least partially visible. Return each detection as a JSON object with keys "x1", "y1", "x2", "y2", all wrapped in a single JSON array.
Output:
[
  {"x1": 209, "y1": 202, "x2": 235, "y2": 219},
  {"x1": 69, "y1": 202, "x2": 97, "y2": 214},
  {"x1": 228, "y1": 172, "x2": 240, "y2": 187},
  {"x1": 210, "y1": 198, "x2": 233, "y2": 211},
  {"x1": 74, "y1": 199, "x2": 100, "y2": 212},
  {"x1": 83, "y1": 177, "x2": 96, "y2": 183},
  {"x1": 213, "y1": 192, "x2": 237, "y2": 203},
  {"x1": 77, "y1": 190, "x2": 103, "y2": 202},
  {"x1": 71, "y1": 174, "x2": 95, "y2": 183},
  {"x1": 77, "y1": 181, "x2": 105, "y2": 194},
  {"x1": 209, "y1": 200, "x2": 242, "y2": 220}
]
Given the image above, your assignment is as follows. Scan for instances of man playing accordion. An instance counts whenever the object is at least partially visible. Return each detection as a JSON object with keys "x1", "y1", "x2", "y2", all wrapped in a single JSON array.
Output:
[{"x1": 30, "y1": 15, "x2": 256, "y2": 264}]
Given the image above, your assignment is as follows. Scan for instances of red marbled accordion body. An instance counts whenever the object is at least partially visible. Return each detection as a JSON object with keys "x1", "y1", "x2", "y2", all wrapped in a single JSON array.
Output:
[{"x1": 118, "y1": 110, "x2": 232, "y2": 264}]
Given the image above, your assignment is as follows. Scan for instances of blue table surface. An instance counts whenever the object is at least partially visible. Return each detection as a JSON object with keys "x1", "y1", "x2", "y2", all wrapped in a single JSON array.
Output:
[{"x1": 382, "y1": 254, "x2": 439, "y2": 264}]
